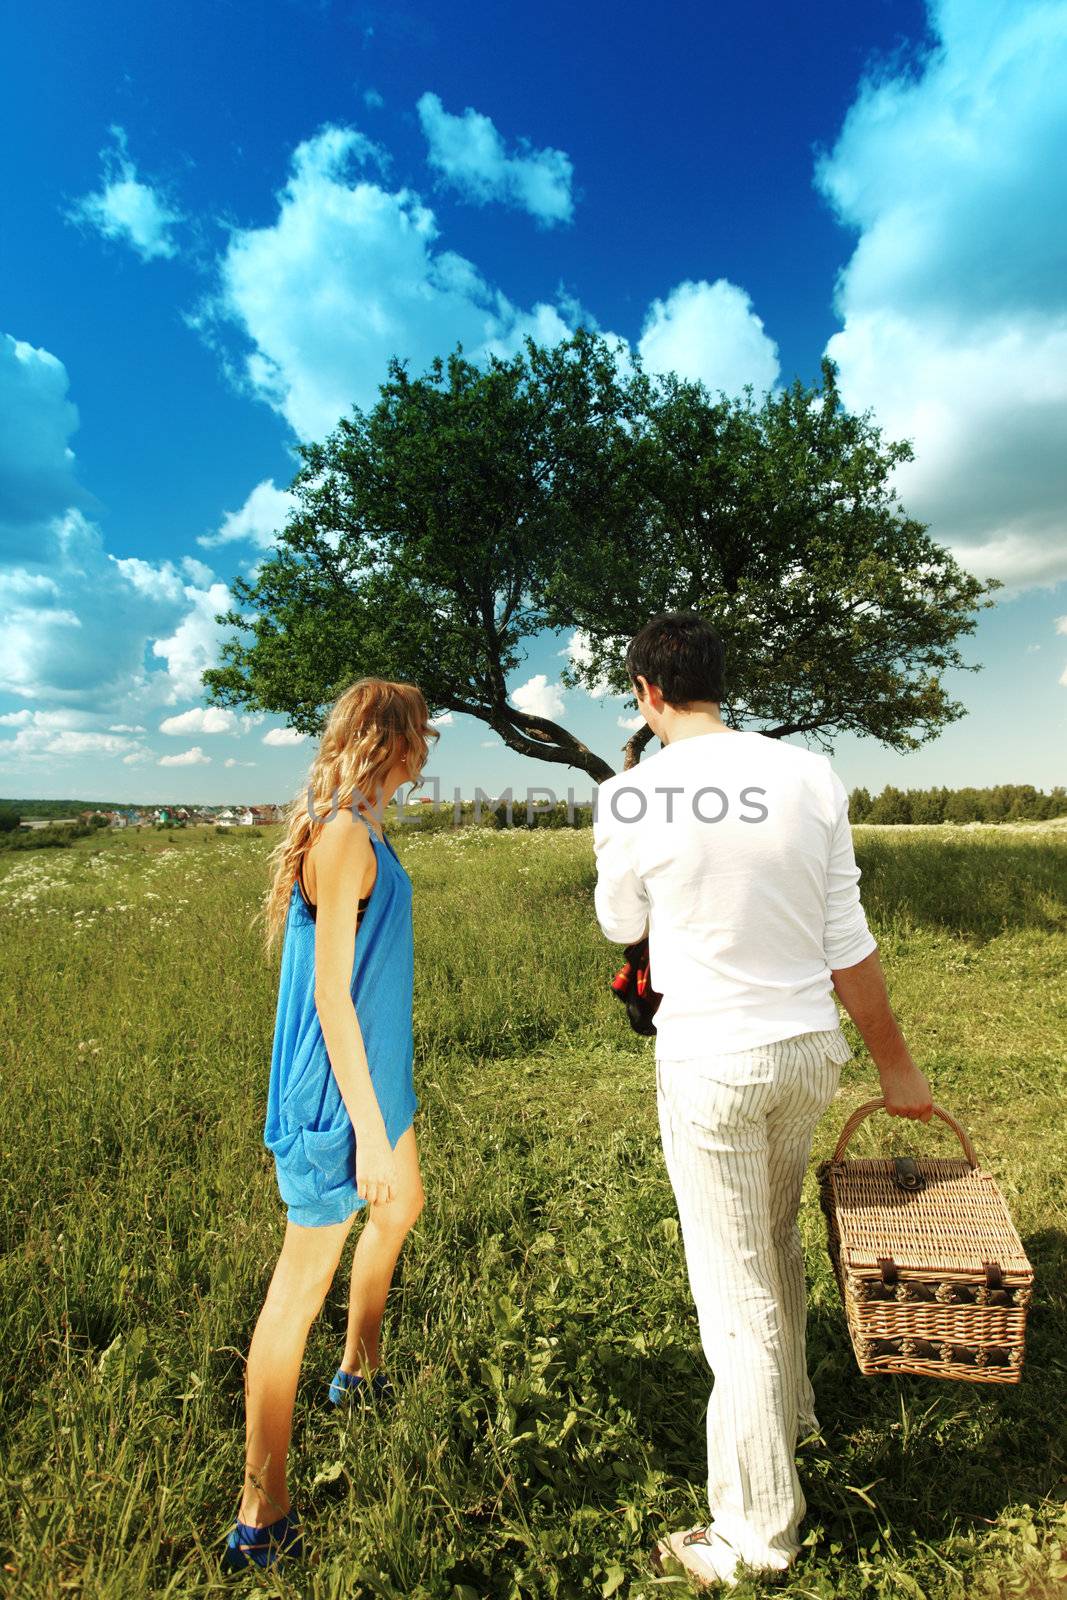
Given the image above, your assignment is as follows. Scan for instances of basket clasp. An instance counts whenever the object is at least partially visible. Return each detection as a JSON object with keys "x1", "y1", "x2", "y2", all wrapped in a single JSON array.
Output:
[{"x1": 892, "y1": 1156, "x2": 927, "y2": 1193}]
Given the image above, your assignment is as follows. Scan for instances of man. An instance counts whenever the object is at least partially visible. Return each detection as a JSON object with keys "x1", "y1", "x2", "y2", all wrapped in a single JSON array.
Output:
[{"x1": 591, "y1": 611, "x2": 933, "y2": 1590}]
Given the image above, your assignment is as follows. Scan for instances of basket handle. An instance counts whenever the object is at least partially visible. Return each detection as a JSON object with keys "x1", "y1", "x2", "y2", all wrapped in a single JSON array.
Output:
[{"x1": 831, "y1": 1098, "x2": 979, "y2": 1168}]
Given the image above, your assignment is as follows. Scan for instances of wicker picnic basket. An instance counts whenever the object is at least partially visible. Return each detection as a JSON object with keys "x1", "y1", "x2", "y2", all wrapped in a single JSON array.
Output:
[{"x1": 817, "y1": 1099, "x2": 1033, "y2": 1384}]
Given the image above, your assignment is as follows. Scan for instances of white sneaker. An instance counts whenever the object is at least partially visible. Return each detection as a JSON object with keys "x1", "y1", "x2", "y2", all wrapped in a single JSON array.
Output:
[
  {"x1": 652, "y1": 1525, "x2": 792, "y2": 1590},
  {"x1": 652, "y1": 1525, "x2": 744, "y2": 1589}
]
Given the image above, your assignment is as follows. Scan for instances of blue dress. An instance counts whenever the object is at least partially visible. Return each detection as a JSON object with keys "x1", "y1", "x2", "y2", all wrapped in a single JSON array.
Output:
[{"x1": 263, "y1": 813, "x2": 418, "y2": 1227}]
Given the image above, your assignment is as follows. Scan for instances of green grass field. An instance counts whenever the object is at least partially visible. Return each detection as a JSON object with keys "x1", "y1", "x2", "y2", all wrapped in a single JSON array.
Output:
[{"x1": 0, "y1": 821, "x2": 1064, "y2": 1598}]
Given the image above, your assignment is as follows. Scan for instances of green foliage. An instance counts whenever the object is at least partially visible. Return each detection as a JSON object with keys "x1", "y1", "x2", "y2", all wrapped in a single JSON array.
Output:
[
  {"x1": 0, "y1": 821, "x2": 99, "y2": 852},
  {"x1": 0, "y1": 798, "x2": 115, "y2": 820},
  {"x1": 848, "y1": 786, "x2": 874, "y2": 821},
  {"x1": 848, "y1": 784, "x2": 1067, "y2": 825},
  {"x1": 490, "y1": 801, "x2": 596, "y2": 831},
  {"x1": 202, "y1": 331, "x2": 1000, "y2": 781}
]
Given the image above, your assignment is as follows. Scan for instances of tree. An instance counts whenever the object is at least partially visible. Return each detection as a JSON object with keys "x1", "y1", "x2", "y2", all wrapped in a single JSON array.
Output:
[
  {"x1": 909, "y1": 787, "x2": 945, "y2": 824},
  {"x1": 867, "y1": 785, "x2": 911, "y2": 824},
  {"x1": 540, "y1": 354, "x2": 1001, "y2": 766},
  {"x1": 204, "y1": 331, "x2": 642, "y2": 785},
  {"x1": 848, "y1": 786, "x2": 873, "y2": 822},
  {"x1": 202, "y1": 329, "x2": 1001, "y2": 781},
  {"x1": 944, "y1": 787, "x2": 980, "y2": 823}
]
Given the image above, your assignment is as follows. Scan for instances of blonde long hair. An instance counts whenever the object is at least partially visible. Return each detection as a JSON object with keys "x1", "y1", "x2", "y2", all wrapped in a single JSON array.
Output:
[{"x1": 259, "y1": 678, "x2": 439, "y2": 959}]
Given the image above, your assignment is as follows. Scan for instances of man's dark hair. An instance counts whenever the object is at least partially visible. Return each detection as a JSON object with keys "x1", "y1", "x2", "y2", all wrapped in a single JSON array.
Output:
[{"x1": 625, "y1": 611, "x2": 726, "y2": 708}]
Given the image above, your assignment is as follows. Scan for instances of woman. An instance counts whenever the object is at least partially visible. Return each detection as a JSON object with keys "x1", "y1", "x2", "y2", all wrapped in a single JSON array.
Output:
[{"x1": 223, "y1": 678, "x2": 439, "y2": 1574}]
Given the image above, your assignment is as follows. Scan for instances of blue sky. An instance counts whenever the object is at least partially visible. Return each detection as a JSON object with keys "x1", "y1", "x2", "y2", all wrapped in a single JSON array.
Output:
[{"x1": 2, "y1": 0, "x2": 1065, "y2": 806}]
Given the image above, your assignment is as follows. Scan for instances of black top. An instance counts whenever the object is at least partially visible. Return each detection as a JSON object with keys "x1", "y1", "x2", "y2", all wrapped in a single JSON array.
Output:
[{"x1": 296, "y1": 856, "x2": 372, "y2": 924}]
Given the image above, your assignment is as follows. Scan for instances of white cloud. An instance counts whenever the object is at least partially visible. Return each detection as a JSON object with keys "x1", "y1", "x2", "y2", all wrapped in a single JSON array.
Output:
[
  {"x1": 815, "y1": 0, "x2": 1067, "y2": 590},
  {"x1": 262, "y1": 726, "x2": 308, "y2": 746},
  {"x1": 478, "y1": 301, "x2": 579, "y2": 365},
  {"x1": 416, "y1": 92, "x2": 574, "y2": 226},
  {"x1": 510, "y1": 673, "x2": 565, "y2": 720},
  {"x1": 637, "y1": 279, "x2": 780, "y2": 400},
  {"x1": 3, "y1": 709, "x2": 90, "y2": 730},
  {"x1": 112, "y1": 554, "x2": 187, "y2": 604},
  {"x1": 0, "y1": 708, "x2": 148, "y2": 762},
  {"x1": 224, "y1": 757, "x2": 257, "y2": 767},
  {"x1": 159, "y1": 706, "x2": 239, "y2": 735},
  {"x1": 0, "y1": 571, "x2": 59, "y2": 602},
  {"x1": 40, "y1": 731, "x2": 135, "y2": 756},
  {"x1": 0, "y1": 510, "x2": 172, "y2": 705},
  {"x1": 617, "y1": 713, "x2": 644, "y2": 730},
  {"x1": 0, "y1": 333, "x2": 88, "y2": 560},
  {"x1": 558, "y1": 629, "x2": 631, "y2": 699},
  {"x1": 158, "y1": 745, "x2": 211, "y2": 766},
  {"x1": 150, "y1": 581, "x2": 234, "y2": 703},
  {"x1": 0, "y1": 332, "x2": 239, "y2": 720},
  {"x1": 0, "y1": 332, "x2": 255, "y2": 786},
  {"x1": 429, "y1": 711, "x2": 454, "y2": 726},
  {"x1": 65, "y1": 125, "x2": 184, "y2": 262},
  {"x1": 0, "y1": 519, "x2": 237, "y2": 729},
  {"x1": 1055, "y1": 615, "x2": 1067, "y2": 635},
  {"x1": 197, "y1": 477, "x2": 298, "y2": 550},
  {"x1": 111, "y1": 552, "x2": 216, "y2": 599},
  {"x1": 181, "y1": 555, "x2": 215, "y2": 586},
  {"x1": 191, "y1": 123, "x2": 587, "y2": 442}
]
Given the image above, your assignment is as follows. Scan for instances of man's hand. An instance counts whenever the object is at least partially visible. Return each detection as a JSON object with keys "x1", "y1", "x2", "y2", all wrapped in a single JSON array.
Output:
[{"x1": 879, "y1": 1059, "x2": 934, "y2": 1122}]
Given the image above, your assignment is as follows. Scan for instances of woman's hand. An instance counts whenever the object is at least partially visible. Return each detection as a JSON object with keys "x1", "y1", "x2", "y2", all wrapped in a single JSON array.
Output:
[
  {"x1": 355, "y1": 1123, "x2": 400, "y2": 1206},
  {"x1": 879, "y1": 1058, "x2": 934, "y2": 1121}
]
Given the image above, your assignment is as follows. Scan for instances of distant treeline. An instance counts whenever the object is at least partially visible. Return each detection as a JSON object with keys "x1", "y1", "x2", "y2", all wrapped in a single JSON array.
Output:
[
  {"x1": 0, "y1": 810, "x2": 110, "y2": 851},
  {"x1": 0, "y1": 799, "x2": 131, "y2": 818},
  {"x1": 846, "y1": 784, "x2": 1067, "y2": 825}
]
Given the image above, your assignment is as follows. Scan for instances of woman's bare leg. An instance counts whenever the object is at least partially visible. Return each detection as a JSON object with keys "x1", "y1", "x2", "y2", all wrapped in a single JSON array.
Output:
[
  {"x1": 340, "y1": 1124, "x2": 425, "y2": 1376},
  {"x1": 238, "y1": 1211, "x2": 356, "y2": 1526}
]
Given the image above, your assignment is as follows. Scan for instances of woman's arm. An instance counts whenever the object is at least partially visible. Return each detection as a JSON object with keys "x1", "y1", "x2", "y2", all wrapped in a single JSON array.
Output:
[{"x1": 311, "y1": 809, "x2": 386, "y2": 1139}]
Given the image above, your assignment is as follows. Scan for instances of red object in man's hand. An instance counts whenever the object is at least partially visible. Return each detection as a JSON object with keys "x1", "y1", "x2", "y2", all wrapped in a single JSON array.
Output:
[{"x1": 610, "y1": 936, "x2": 662, "y2": 1036}]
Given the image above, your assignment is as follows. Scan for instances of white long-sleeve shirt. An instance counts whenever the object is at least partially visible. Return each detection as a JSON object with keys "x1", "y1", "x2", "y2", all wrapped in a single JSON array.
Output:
[{"x1": 592, "y1": 730, "x2": 877, "y2": 1057}]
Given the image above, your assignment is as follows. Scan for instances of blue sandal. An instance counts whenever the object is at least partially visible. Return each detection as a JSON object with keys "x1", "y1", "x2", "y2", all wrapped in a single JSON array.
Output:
[
  {"x1": 222, "y1": 1508, "x2": 303, "y2": 1574},
  {"x1": 328, "y1": 1366, "x2": 395, "y2": 1406}
]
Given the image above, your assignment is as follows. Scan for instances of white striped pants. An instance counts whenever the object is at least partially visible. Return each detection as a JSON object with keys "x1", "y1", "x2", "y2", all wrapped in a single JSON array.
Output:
[{"x1": 655, "y1": 1027, "x2": 853, "y2": 1571}]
